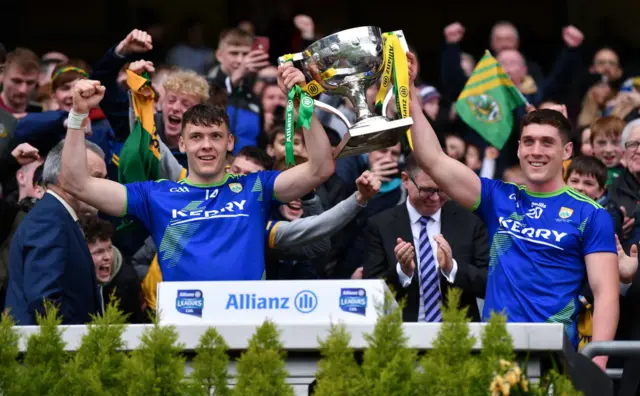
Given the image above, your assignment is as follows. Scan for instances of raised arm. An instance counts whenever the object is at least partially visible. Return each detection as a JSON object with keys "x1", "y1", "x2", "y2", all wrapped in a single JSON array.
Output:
[
  {"x1": 407, "y1": 52, "x2": 481, "y2": 210},
  {"x1": 272, "y1": 63, "x2": 335, "y2": 202},
  {"x1": 586, "y1": 251, "x2": 619, "y2": 370},
  {"x1": 61, "y1": 80, "x2": 127, "y2": 217},
  {"x1": 272, "y1": 171, "x2": 380, "y2": 249}
]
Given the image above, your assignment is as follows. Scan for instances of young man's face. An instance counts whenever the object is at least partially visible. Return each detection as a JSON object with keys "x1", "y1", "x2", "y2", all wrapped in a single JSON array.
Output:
[
  {"x1": 230, "y1": 155, "x2": 264, "y2": 175},
  {"x1": 216, "y1": 44, "x2": 251, "y2": 75},
  {"x1": 267, "y1": 132, "x2": 306, "y2": 162},
  {"x1": 53, "y1": 79, "x2": 79, "y2": 112},
  {"x1": 567, "y1": 172, "x2": 605, "y2": 200},
  {"x1": 89, "y1": 238, "x2": 114, "y2": 284},
  {"x1": 180, "y1": 122, "x2": 235, "y2": 182},
  {"x1": 592, "y1": 134, "x2": 622, "y2": 168},
  {"x1": 1, "y1": 64, "x2": 38, "y2": 112},
  {"x1": 517, "y1": 124, "x2": 572, "y2": 186},
  {"x1": 162, "y1": 91, "x2": 201, "y2": 139}
]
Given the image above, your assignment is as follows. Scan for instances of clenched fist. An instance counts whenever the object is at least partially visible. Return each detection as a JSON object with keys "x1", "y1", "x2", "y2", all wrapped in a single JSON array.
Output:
[
  {"x1": 355, "y1": 170, "x2": 382, "y2": 205},
  {"x1": 128, "y1": 60, "x2": 156, "y2": 76},
  {"x1": 116, "y1": 29, "x2": 153, "y2": 56},
  {"x1": 72, "y1": 80, "x2": 106, "y2": 114},
  {"x1": 11, "y1": 143, "x2": 40, "y2": 166},
  {"x1": 562, "y1": 25, "x2": 584, "y2": 48}
]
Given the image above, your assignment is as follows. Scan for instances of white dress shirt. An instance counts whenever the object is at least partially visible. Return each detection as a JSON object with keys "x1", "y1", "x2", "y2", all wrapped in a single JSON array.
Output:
[
  {"x1": 48, "y1": 190, "x2": 79, "y2": 221},
  {"x1": 396, "y1": 199, "x2": 458, "y2": 321}
]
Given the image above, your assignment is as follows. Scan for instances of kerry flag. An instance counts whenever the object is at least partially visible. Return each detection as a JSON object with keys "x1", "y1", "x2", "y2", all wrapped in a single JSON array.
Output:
[
  {"x1": 118, "y1": 70, "x2": 161, "y2": 184},
  {"x1": 455, "y1": 50, "x2": 527, "y2": 150}
]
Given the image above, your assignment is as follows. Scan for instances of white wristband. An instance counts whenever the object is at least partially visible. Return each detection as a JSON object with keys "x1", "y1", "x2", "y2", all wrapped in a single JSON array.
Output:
[{"x1": 67, "y1": 110, "x2": 89, "y2": 130}]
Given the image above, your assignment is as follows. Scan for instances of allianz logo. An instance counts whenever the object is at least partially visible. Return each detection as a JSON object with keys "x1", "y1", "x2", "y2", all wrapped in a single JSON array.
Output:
[
  {"x1": 170, "y1": 186, "x2": 190, "y2": 193},
  {"x1": 225, "y1": 290, "x2": 318, "y2": 314}
]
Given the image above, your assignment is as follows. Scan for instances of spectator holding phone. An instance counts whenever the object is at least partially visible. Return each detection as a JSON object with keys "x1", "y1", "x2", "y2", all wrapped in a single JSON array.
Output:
[{"x1": 208, "y1": 28, "x2": 269, "y2": 154}]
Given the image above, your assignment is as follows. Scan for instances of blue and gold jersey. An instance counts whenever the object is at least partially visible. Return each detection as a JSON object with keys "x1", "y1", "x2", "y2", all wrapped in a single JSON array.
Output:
[
  {"x1": 472, "y1": 178, "x2": 616, "y2": 348},
  {"x1": 123, "y1": 171, "x2": 281, "y2": 282}
]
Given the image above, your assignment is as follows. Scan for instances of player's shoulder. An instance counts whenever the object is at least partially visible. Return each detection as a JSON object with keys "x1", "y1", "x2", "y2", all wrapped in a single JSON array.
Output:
[
  {"x1": 556, "y1": 187, "x2": 608, "y2": 222},
  {"x1": 561, "y1": 187, "x2": 604, "y2": 211},
  {"x1": 480, "y1": 177, "x2": 522, "y2": 198}
]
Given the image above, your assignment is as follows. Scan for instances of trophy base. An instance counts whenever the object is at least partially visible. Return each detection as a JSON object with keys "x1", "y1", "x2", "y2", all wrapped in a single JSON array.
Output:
[{"x1": 333, "y1": 117, "x2": 414, "y2": 159}]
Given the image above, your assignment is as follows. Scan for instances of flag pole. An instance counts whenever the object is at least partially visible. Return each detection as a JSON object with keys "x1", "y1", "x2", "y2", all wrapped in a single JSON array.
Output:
[{"x1": 488, "y1": 50, "x2": 531, "y2": 107}]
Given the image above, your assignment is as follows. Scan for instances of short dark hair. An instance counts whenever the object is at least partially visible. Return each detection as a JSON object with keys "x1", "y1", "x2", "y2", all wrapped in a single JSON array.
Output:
[
  {"x1": 404, "y1": 153, "x2": 421, "y2": 177},
  {"x1": 520, "y1": 109, "x2": 572, "y2": 144},
  {"x1": 33, "y1": 163, "x2": 44, "y2": 187},
  {"x1": 565, "y1": 155, "x2": 607, "y2": 189},
  {"x1": 273, "y1": 155, "x2": 307, "y2": 171},
  {"x1": 79, "y1": 216, "x2": 114, "y2": 245},
  {"x1": 237, "y1": 146, "x2": 274, "y2": 170},
  {"x1": 181, "y1": 103, "x2": 230, "y2": 134},
  {"x1": 267, "y1": 125, "x2": 303, "y2": 146}
]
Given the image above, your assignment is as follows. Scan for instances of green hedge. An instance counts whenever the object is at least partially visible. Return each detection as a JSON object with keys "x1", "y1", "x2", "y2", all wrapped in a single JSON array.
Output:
[{"x1": 0, "y1": 290, "x2": 581, "y2": 396}]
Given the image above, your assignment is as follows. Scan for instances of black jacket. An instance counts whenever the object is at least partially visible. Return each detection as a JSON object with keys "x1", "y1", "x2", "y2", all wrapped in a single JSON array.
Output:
[{"x1": 363, "y1": 200, "x2": 488, "y2": 322}]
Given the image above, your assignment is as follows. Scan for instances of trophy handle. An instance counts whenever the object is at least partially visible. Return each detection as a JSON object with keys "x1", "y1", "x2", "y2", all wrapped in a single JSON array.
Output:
[
  {"x1": 314, "y1": 100, "x2": 352, "y2": 129},
  {"x1": 277, "y1": 52, "x2": 304, "y2": 65},
  {"x1": 381, "y1": 30, "x2": 410, "y2": 118}
]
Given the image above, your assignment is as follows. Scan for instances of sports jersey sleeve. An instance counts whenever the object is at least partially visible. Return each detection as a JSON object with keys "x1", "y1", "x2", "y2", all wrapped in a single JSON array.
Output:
[
  {"x1": 582, "y1": 208, "x2": 617, "y2": 256},
  {"x1": 471, "y1": 177, "x2": 503, "y2": 222},
  {"x1": 257, "y1": 170, "x2": 282, "y2": 204},
  {"x1": 123, "y1": 181, "x2": 154, "y2": 230}
]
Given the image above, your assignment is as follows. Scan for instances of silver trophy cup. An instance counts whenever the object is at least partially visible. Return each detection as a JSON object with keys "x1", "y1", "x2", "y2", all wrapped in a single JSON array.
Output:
[{"x1": 278, "y1": 26, "x2": 413, "y2": 158}]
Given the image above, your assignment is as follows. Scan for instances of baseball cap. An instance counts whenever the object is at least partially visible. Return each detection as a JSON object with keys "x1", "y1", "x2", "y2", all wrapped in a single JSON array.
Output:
[{"x1": 418, "y1": 85, "x2": 441, "y2": 104}]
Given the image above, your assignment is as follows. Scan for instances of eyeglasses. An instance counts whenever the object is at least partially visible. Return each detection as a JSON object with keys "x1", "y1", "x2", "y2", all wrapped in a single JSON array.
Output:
[
  {"x1": 409, "y1": 176, "x2": 442, "y2": 197},
  {"x1": 625, "y1": 140, "x2": 640, "y2": 152}
]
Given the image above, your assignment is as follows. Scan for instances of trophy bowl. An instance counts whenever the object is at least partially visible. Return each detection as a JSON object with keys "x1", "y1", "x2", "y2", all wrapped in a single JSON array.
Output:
[{"x1": 287, "y1": 26, "x2": 413, "y2": 158}]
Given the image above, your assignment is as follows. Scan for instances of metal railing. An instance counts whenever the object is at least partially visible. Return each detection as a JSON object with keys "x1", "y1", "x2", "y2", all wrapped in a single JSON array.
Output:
[{"x1": 580, "y1": 341, "x2": 640, "y2": 380}]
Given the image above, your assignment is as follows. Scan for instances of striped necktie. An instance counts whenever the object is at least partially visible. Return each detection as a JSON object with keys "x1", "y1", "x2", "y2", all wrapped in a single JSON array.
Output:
[{"x1": 419, "y1": 216, "x2": 442, "y2": 322}]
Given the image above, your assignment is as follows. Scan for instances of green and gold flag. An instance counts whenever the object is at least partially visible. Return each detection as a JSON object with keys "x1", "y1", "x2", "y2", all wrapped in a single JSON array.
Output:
[
  {"x1": 117, "y1": 70, "x2": 161, "y2": 184},
  {"x1": 455, "y1": 50, "x2": 526, "y2": 150}
]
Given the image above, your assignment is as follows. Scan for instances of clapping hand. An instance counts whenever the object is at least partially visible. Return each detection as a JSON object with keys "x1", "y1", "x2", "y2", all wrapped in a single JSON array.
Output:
[{"x1": 395, "y1": 237, "x2": 415, "y2": 277}]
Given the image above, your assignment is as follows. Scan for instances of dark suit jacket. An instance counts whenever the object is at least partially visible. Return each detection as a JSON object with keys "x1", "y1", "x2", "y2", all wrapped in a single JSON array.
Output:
[
  {"x1": 363, "y1": 200, "x2": 489, "y2": 322},
  {"x1": 5, "y1": 193, "x2": 101, "y2": 325}
]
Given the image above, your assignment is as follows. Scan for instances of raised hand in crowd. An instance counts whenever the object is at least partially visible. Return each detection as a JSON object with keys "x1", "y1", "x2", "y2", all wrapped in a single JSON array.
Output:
[
  {"x1": 616, "y1": 235, "x2": 638, "y2": 284},
  {"x1": 484, "y1": 146, "x2": 500, "y2": 161},
  {"x1": 562, "y1": 25, "x2": 584, "y2": 48},
  {"x1": 395, "y1": 237, "x2": 415, "y2": 277},
  {"x1": 11, "y1": 143, "x2": 39, "y2": 165},
  {"x1": 355, "y1": 170, "x2": 382, "y2": 206},
  {"x1": 230, "y1": 48, "x2": 270, "y2": 87},
  {"x1": 72, "y1": 80, "x2": 106, "y2": 115},
  {"x1": 128, "y1": 60, "x2": 156, "y2": 76},
  {"x1": 369, "y1": 156, "x2": 398, "y2": 182},
  {"x1": 293, "y1": 15, "x2": 315, "y2": 40},
  {"x1": 115, "y1": 29, "x2": 153, "y2": 56},
  {"x1": 443, "y1": 22, "x2": 465, "y2": 44}
]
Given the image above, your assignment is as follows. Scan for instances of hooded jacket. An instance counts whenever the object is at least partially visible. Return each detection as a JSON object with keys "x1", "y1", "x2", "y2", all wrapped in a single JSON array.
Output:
[{"x1": 98, "y1": 246, "x2": 148, "y2": 323}]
